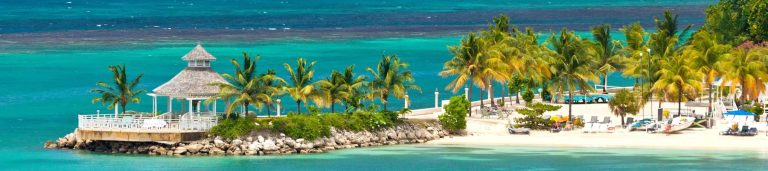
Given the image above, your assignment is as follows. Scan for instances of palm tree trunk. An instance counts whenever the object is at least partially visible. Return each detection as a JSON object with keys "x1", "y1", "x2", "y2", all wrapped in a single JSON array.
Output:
[
  {"x1": 488, "y1": 79, "x2": 495, "y2": 107},
  {"x1": 500, "y1": 82, "x2": 506, "y2": 105},
  {"x1": 296, "y1": 100, "x2": 302, "y2": 114},
  {"x1": 603, "y1": 73, "x2": 608, "y2": 94},
  {"x1": 708, "y1": 84, "x2": 713, "y2": 118},
  {"x1": 678, "y1": 88, "x2": 682, "y2": 117},
  {"x1": 244, "y1": 103, "x2": 249, "y2": 117},
  {"x1": 266, "y1": 103, "x2": 272, "y2": 117},
  {"x1": 516, "y1": 91, "x2": 520, "y2": 104},
  {"x1": 479, "y1": 87, "x2": 484, "y2": 108},
  {"x1": 467, "y1": 79, "x2": 473, "y2": 117},
  {"x1": 565, "y1": 81, "x2": 573, "y2": 122},
  {"x1": 331, "y1": 98, "x2": 336, "y2": 113}
]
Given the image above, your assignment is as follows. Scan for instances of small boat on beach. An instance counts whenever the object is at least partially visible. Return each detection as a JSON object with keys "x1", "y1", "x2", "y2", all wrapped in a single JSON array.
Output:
[{"x1": 660, "y1": 116, "x2": 695, "y2": 133}]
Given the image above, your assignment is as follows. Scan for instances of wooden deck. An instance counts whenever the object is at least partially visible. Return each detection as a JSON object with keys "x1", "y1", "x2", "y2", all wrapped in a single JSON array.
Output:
[{"x1": 76, "y1": 129, "x2": 207, "y2": 143}]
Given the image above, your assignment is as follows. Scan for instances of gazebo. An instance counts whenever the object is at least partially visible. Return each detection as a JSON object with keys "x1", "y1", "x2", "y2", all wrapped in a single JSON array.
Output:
[
  {"x1": 148, "y1": 43, "x2": 230, "y2": 118},
  {"x1": 76, "y1": 43, "x2": 229, "y2": 142}
]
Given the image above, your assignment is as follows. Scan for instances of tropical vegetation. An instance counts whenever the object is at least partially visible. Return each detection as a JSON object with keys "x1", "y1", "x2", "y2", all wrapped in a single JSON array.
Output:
[{"x1": 91, "y1": 64, "x2": 146, "y2": 115}]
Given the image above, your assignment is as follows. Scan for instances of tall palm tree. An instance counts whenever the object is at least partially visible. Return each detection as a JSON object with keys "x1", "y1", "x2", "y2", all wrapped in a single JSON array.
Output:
[
  {"x1": 652, "y1": 54, "x2": 703, "y2": 115},
  {"x1": 368, "y1": 54, "x2": 421, "y2": 111},
  {"x1": 91, "y1": 64, "x2": 146, "y2": 116},
  {"x1": 619, "y1": 23, "x2": 653, "y2": 105},
  {"x1": 547, "y1": 28, "x2": 599, "y2": 122},
  {"x1": 720, "y1": 48, "x2": 768, "y2": 101},
  {"x1": 260, "y1": 69, "x2": 286, "y2": 116},
  {"x1": 317, "y1": 70, "x2": 350, "y2": 113},
  {"x1": 210, "y1": 52, "x2": 269, "y2": 117},
  {"x1": 685, "y1": 30, "x2": 731, "y2": 116},
  {"x1": 440, "y1": 32, "x2": 485, "y2": 116},
  {"x1": 284, "y1": 57, "x2": 325, "y2": 114},
  {"x1": 591, "y1": 24, "x2": 623, "y2": 93},
  {"x1": 341, "y1": 65, "x2": 368, "y2": 110}
]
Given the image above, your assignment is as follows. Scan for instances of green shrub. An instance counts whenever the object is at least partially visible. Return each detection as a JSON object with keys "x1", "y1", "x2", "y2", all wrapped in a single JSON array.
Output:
[
  {"x1": 522, "y1": 88, "x2": 534, "y2": 103},
  {"x1": 439, "y1": 95, "x2": 469, "y2": 133},
  {"x1": 514, "y1": 103, "x2": 560, "y2": 130},
  {"x1": 209, "y1": 117, "x2": 256, "y2": 139},
  {"x1": 272, "y1": 114, "x2": 330, "y2": 140}
]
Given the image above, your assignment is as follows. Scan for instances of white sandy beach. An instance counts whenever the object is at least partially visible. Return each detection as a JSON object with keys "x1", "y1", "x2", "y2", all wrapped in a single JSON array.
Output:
[{"x1": 407, "y1": 100, "x2": 768, "y2": 151}]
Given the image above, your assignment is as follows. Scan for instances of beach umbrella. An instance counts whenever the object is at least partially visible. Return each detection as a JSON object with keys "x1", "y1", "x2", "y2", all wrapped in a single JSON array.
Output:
[{"x1": 723, "y1": 110, "x2": 755, "y2": 116}]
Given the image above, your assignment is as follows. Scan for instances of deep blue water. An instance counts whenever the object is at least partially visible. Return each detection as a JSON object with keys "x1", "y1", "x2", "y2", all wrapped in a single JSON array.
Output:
[{"x1": 1, "y1": 0, "x2": 746, "y2": 170}]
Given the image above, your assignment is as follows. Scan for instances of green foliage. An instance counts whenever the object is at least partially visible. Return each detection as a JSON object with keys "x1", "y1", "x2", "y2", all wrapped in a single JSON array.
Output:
[
  {"x1": 91, "y1": 64, "x2": 146, "y2": 114},
  {"x1": 608, "y1": 89, "x2": 640, "y2": 125},
  {"x1": 704, "y1": 0, "x2": 768, "y2": 43},
  {"x1": 273, "y1": 114, "x2": 329, "y2": 140},
  {"x1": 514, "y1": 103, "x2": 561, "y2": 130},
  {"x1": 367, "y1": 54, "x2": 421, "y2": 111},
  {"x1": 745, "y1": 104, "x2": 764, "y2": 119},
  {"x1": 209, "y1": 117, "x2": 257, "y2": 139},
  {"x1": 440, "y1": 95, "x2": 469, "y2": 133},
  {"x1": 522, "y1": 88, "x2": 534, "y2": 103},
  {"x1": 541, "y1": 83, "x2": 551, "y2": 100}
]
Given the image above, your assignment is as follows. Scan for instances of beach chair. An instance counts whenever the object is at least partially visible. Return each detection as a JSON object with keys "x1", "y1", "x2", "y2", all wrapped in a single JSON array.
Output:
[
  {"x1": 508, "y1": 125, "x2": 531, "y2": 135},
  {"x1": 625, "y1": 117, "x2": 634, "y2": 128}
]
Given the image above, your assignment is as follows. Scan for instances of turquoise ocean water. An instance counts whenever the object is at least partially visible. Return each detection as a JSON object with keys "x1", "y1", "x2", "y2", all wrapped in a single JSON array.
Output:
[{"x1": 4, "y1": 0, "x2": 762, "y2": 170}]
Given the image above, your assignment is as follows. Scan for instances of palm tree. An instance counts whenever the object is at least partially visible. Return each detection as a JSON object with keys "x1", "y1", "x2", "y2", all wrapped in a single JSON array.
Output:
[
  {"x1": 547, "y1": 28, "x2": 599, "y2": 122},
  {"x1": 341, "y1": 65, "x2": 368, "y2": 110},
  {"x1": 619, "y1": 23, "x2": 653, "y2": 106},
  {"x1": 284, "y1": 57, "x2": 325, "y2": 114},
  {"x1": 591, "y1": 24, "x2": 623, "y2": 93},
  {"x1": 317, "y1": 70, "x2": 350, "y2": 113},
  {"x1": 368, "y1": 54, "x2": 421, "y2": 111},
  {"x1": 91, "y1": 64, "x2": 146, "y2": 116},
  {"x1": 210, "y1": 52, "x2": 269, "y2": 117},
  {"x1": 652, "y1": 54, "x2": 703, "y2": 116},
  {"x1": 440, "y1": 32, "x2": 485, "y2": 116},
  {"x1": 260, "y1": 69, "x2": 286, "y2": 116},
  {"x1": 685, "y1": 30, "x2": 731, "y2": 116},
  {"x1": 720, "y1": 48, "x2": 768, "y2": 101},
  {"x1": 608, "y1": 89, "x2": 640, "y2": 126}
]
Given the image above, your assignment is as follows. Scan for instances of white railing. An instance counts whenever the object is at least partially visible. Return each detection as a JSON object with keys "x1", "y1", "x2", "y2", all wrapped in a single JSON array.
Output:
[{"x1": 78, "y1": 113, "x2": 218, "y2": 132}]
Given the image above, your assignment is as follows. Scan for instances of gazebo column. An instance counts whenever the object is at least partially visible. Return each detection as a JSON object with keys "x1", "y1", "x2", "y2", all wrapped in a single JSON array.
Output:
[
  {"x1": 213, "y1": 99, "x2": 217, "y2": 115},
  {"x1": 148, "y1": 93, "x2": 157, "y2": 116},
  {"x1": 188, "y1": 99, "x2": 194, "y2": 115},
  {"x1": 168, "y1": 97, "x2": 173, "y2": 114},
  {"x1": 196, "y1": 100, "x2": 201, "y2": 113}
]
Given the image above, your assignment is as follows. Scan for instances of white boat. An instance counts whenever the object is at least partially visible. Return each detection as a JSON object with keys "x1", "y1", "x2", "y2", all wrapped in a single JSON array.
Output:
[{"x1": 660, "y1": 116, "x2": 695, "y2": 133}]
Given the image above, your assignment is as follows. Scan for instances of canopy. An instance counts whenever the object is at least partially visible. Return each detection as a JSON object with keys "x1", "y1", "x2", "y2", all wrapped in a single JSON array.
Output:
[{"x1": 723, "y1": 110, "x2": 755, "y2": 116}]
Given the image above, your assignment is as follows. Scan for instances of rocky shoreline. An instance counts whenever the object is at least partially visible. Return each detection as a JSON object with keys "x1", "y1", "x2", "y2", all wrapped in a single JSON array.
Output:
[{"x1": 45, "y1": 120, "x2": 449, "y2": 156}]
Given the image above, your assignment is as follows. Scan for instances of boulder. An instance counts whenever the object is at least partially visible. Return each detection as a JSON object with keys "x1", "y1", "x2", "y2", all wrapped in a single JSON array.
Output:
[
  {"x1": 262, "y1": 139, "x2": 279, "y2": 151},
  {"x1": 173, "y1": 147, "x2": 187, "y2": 155},
  {"x1": 186, "y1": 144, "x2": 203, "y2": 153},
  {"x1": 257, "y1": 136, "x2": 265, "y2": 143},
  {"x1": 232, "y1": 139, "x2": 243, "y2": 146},
  {"x1": 248, "y1": 142, "x2": 262, "y2": 151}
]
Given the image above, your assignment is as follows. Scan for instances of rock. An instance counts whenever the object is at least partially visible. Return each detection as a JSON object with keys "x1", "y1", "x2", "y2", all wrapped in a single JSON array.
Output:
[
  {"x1": 209, "y1": 147, "x2": 225, "y2": 155},
  {"x1": 186, "y1": 144, "x2": 203, "y2": 153},
  {"x1": 214, "y1": 139, "x2": 225, "y2": 147},
  {"x1": 296, "y1": 138, "x2": 305, "y2": 144},
  {"x1": 279, "y1": 133, "x2": 286, "y2": 138},
  {"x1": 257, "y1": 136, "x2": 265, "y2": 143},
  {"x1": 248, "y1": 142, "x2": 262, "y2": 151},
  {"x1": 174, "y1": 147, "x2": 187, "y2": 155},
  {"x1": 262, "y1": 140, "x2": 279, "y2": 151},
  {"x1": 232, "y1": 139, "x2": 243, "y2": 146},
  {"x1": 246, "y1": 136, "x2": 253, "y2": 142}
]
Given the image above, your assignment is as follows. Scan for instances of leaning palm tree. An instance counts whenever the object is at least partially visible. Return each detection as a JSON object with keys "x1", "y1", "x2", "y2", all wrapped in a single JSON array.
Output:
[
  {"x1": 317, "y1": 70, "x2": 351, "y2": 113},
  {"x1": 652, "y1": 54, "x2": 703, "y2": 115},
  {"x1": 619, "y1": 23, "x2": 653, "y2": 106},
  {"x1": 341, "y1": 65, "x2": 368, "y2": 110},
  {"x1": 720, "y1": 48, "x2": 768, "y2": 101},
  {"x1": 284, "y1": 57, "x2": 325, "y2": 114},
  {"x1": 368, "y1": 54, "x2": 421, "y2": 111},
  {"x1": 440, "y1": 32, "x2": 486, "y2": 116},
  {"x1": 260, "y1": 69, "x2": 286, "y2": 116},
  {"x1": 209, "y1": 52, "x2": 268, "y2": 117},
  {"x1": 685, "y1": 30, "x2": 731, "y2": 116},
  {"x1": 91, "y1": 64, "x2": 146, "y2": 116},
  {"x1": 591, "y1": 24, "x2": 624, "y2": 93},
  {"x1": 547, "y1": 28, "x2": 599, "y2": 122}
]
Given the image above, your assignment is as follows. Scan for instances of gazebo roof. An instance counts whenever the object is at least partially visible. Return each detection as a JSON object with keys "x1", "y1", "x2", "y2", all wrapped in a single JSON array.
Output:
[
  {"x1": 181, "y1": 43, "x2": 216, "y2": 61},
  {"x1": 153, "y1": 44, "x2": 230, "y2": 97},
  {"x1": 153, "y1": 67, "x2": 229, "y2": 97}
]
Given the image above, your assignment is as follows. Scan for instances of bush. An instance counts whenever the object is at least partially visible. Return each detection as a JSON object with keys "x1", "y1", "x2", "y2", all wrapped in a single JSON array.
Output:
[
  {"x1": 522, "y1": 88, "x2": 534, "y2": 103},
  {"x1": 514, "y1": 103, "x2": 561, "y2": 130},
  {"x1": 439, "y1": 95, "x2": 469, "y2": 133},
  {"x1": 272, "y1": 114, "x2": 329, "y2": 140},
  {"x1": 209, "y1": 117, "x2": 256, "y2": 139}
]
